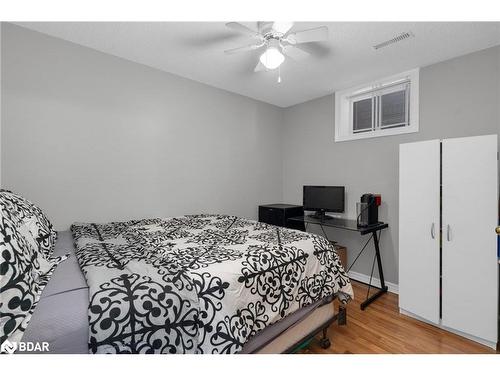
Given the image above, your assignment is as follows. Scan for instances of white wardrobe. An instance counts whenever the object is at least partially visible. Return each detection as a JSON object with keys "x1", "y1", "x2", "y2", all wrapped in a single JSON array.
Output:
[{"x1": 399, "y1": 134, "x2": 498, "y2": 349}]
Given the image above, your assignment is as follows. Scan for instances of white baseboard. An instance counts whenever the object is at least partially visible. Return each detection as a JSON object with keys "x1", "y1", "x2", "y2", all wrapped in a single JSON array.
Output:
[{"x1": 348, "y1": 270, "x2": 399, "y2": 294}]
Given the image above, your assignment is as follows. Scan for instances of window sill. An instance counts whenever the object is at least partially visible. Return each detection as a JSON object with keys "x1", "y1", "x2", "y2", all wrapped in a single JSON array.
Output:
[{"x1": 335, "y1": 125, "x2": 419, "y2": 142}]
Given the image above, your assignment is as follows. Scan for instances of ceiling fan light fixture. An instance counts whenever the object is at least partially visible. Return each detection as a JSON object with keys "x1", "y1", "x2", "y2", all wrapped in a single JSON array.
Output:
[
  {"x1": 224, "y1": 22, "x2": 328, "y2": 76},
  {"x1": 259, "y1": 47, "x2": 285, "y2": 70}
]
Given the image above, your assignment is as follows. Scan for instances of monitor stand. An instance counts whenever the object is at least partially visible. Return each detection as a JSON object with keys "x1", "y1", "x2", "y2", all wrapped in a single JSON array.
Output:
[{"x1": 308, "y1": 211, "x2": 334, "y2": 220}]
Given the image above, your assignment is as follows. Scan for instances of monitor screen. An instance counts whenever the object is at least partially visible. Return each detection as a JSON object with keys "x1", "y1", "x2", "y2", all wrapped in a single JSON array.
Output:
[{"x1": 303, "y1": 186, "x2": 345, "y2": 213}]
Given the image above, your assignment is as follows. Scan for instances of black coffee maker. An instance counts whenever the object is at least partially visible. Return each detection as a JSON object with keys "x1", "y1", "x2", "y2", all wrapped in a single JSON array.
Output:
[{"x1": 358, "y1": 193, "x2": 381, "y2": 227}]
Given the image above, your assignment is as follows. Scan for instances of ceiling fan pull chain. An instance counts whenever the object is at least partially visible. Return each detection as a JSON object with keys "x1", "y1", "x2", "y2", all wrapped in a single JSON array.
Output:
[{"x1": 278, "y1": 66, "x2": 282, "y2": 83}]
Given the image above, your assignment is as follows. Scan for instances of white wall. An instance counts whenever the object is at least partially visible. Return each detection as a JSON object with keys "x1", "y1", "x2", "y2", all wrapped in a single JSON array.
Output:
[
  {"x1": 1, "y1": 23, "x2": 284, "y2": 230},
  {"x1": 282, "y1": 45, "x2": 500, "y2": 285}
]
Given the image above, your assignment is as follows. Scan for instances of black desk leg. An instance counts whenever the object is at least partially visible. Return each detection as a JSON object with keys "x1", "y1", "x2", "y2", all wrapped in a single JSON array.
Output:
[{"x1": 360, "y1": 230, "x2": 389, "y2": 310}]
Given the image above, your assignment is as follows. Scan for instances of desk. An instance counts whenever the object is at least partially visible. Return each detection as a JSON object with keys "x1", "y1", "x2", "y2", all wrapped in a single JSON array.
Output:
[{"x1": 288, "y1": 216, "x2": 389, "y2": 310}]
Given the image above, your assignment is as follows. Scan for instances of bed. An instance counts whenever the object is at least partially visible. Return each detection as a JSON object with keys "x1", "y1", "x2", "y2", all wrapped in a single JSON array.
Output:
[{"x1": 17, "y1": 214, "x2": 352, "y2": 354}]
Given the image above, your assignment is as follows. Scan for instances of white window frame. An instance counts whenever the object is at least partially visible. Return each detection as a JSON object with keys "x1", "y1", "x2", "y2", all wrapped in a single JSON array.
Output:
[{"x1": 335, "y1": 68, "x2": 419, "y2": 142}]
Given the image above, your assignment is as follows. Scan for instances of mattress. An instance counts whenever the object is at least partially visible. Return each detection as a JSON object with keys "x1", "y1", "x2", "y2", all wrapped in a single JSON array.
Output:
[{"x1": 21, "y1": 230, "x2": 339, "y2": 354}]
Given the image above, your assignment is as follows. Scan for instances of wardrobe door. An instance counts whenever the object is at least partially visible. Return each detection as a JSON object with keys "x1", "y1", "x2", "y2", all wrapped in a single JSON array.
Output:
[
  {"x1": 442, "y1": 135, "x2": 498, "y2": 343},
  {"x1": 399, "y1": 140, "x2": 440, "y2": 323}
]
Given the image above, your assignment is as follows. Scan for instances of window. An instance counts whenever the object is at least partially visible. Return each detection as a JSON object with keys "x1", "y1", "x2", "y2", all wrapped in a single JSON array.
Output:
[
  {"x1": 335, "y1": 69, "x2": 419, "y2": 142},
  {"x1": 352, "y1": 98, "x2": 372, "y2": 133}
]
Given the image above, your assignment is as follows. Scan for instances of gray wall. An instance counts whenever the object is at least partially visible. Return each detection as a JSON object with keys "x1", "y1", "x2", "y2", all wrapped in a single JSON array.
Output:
[
  {"x1": 1, "y1": 24, "x2": 284, "y2": 230},
  {"x1": 282, "y1": 45, "x2": 500, "y2": 285}
]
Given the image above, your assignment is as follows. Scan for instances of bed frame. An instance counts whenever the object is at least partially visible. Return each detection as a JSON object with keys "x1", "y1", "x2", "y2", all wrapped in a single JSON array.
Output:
[
  {"x1": 290, "y1": 306, "x2": 347, "y2": 353},
  {"x1": 285, "y1": 305, "x2": 347, "y2": 353},
  {"x1": 247, "y1": 295, "x2": 348, "y2": 354}
]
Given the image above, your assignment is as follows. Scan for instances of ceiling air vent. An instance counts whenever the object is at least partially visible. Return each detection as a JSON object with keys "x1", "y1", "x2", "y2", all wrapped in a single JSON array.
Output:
[{"x1": 373, "y1": 31, "x2": 414, "y2": 50}]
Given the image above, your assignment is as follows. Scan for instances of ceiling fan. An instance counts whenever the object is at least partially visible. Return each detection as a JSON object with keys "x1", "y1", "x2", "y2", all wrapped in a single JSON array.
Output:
[{"x1": 224, "y1": 22, "x2": 329, "y2": 81}]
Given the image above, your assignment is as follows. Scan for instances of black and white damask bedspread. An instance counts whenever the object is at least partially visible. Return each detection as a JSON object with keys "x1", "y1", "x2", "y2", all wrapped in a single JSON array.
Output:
[{"x1": 71, "y1": 214, "x2": 353, "y2": 354}]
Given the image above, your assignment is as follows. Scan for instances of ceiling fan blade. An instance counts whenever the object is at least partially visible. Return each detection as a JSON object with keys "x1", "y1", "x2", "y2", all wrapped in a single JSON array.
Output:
[
  {"x1": 282, "y1": 45, "x2": 310, "y2": 61},
  {"x1": 254, "y1": 61, "x2": 266, "y2": 72},
  {"x1": 257, "y1": 21, "x2": 273, "y2": 33},
  {"x1": 224, "y1": 42, "x2": 264, "y2": 55},
  {"x1": 271, "y1": 22, "x2": 294, "y2": 35},
  {"x1": 225, "y1": 22, "x2": 259, "y2": 37},
  {"x1": 286, "y1": 26, "x2": 328, "y2": 44}
]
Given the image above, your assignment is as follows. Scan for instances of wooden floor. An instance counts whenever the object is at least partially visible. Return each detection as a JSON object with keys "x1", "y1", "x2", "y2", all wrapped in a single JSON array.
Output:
[{"x1": 302, "y1": 281, "x2": 499, "y2": 354}]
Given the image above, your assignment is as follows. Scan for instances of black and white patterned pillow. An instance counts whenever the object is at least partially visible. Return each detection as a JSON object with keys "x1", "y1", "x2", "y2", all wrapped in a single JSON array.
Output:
[
  {"x1": 0, "y1": 190, "x2": 57, "y2": 258},
  {"x1": 0, "y1": 191, "x2": 66, "y2": 347}
]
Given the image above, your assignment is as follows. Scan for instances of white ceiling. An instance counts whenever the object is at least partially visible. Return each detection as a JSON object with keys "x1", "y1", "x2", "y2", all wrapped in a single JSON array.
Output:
[{"x1": 15, "y1": 22, "x2": 500, "y2": 107}]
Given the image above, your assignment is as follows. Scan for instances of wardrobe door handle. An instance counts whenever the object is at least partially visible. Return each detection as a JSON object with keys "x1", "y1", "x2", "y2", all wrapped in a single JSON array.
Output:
[
  {"x1": 446, "y1": 225, "x2": 451, "y2": 241},
  {"x1": 431, "y1": 223, "x2": 435, "y2": 239}
]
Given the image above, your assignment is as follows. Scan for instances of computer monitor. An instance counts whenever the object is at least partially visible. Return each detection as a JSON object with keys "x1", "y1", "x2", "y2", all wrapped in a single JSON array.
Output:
[{"x1": 303, "y1": 186, "x2": 345, "y2": 217}]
